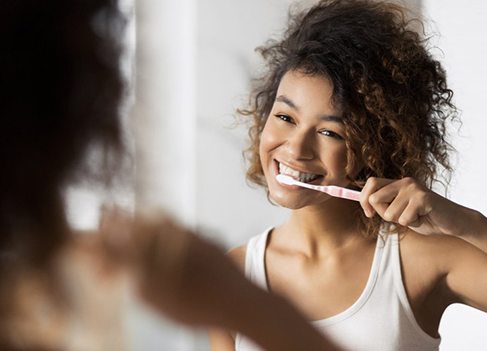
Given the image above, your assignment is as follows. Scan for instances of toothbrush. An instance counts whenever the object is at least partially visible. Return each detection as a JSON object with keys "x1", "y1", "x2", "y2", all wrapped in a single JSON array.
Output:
[{"x1": 276, "y1": 174, "x2": 361, "y2": 202}]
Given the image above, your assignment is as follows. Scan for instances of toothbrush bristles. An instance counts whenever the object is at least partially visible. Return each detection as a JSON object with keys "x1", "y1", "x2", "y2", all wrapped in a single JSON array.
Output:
[{"x1": 276, "y1": 174, "x2": 296, "y2": 185}]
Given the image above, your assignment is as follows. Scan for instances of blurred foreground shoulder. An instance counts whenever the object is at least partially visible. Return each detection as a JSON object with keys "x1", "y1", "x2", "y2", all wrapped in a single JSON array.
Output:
[{"x1": 226, "y1": 245, "x2": 247, "y2": 273}]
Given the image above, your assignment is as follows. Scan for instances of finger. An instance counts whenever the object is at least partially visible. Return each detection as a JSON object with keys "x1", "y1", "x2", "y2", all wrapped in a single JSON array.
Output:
[
  {"x1": 380, "y1": 193, "x2": 410, "y2": 223},
  {"x1": 368, "y1": 180, "x2": 403, "y2": 205},
  {"x1": 397, "y1": 200, "x2": 422, "y2": 227},
  {"x1": 366, "y1": 180, "x2": 403, "y2": 219},
  {"x1": 371, "y1": 201, "x2": 389, "y2": 220},
  {"x1": 361, "y1": 177, "x2": 395, "y2": 217},
  {"x1": 399, "y1": 192, "x2": 435, "y2": 231},
  {"x1": 360, "y1": 178, "x2": 377, "y2": 217}
]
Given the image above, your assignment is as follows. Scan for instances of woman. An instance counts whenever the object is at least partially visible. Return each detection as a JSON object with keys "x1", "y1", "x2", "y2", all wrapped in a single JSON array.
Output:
[{"x1": 210, "y1": 1, "x2": 487, "y2": 350}]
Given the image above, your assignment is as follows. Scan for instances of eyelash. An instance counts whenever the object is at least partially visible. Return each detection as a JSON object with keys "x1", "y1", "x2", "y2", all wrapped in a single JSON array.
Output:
[
  {"x1": 274, "y1": 114, "x2": 344, "y2": 140},
  {"x1": 275, "y1": 114, "x2": 294, "y2": 124},
  {"x1": 318, "y1": 129, "x2": 343, "y2": 140}
]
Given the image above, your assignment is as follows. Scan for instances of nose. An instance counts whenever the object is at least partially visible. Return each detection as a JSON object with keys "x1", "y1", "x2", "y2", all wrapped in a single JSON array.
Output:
[{"x1": 285, "y1": 128, "x2": 315, "y2": 160}]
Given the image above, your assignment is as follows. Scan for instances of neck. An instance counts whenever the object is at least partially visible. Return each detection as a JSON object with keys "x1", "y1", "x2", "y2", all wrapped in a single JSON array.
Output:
[{"x1": 276, "y1": 199, "x2": 369, "y2": 256}]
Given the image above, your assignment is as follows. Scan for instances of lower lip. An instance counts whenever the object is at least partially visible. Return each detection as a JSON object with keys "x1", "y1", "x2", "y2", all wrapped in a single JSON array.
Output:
[{"x1": 278, "y1": 179, "x2": 301, "y2": 190}]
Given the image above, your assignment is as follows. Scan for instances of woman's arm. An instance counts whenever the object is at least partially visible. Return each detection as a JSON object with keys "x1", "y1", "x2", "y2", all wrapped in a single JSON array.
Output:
[
  {"x1": 361, "y1": 177, "x2": 487, "y2": 312},
  {"x1": 208, "y1": 246, "x2": 244, "y2": 351},
  {"x1": 416, "y1": 233, "x2": 487, "y2": 313},
  {"x1": 100, "y1": 210, "x2": 340, "y2": 351},
  {"x1": 137, "y1": 218, "x2": 340, "y2": 351},
  {"x1": 360, "y1": 177, "x2": 487, "y2": 253},
  {"x1": 443, "y1": 236, "x2": 487, "y2": 311}
]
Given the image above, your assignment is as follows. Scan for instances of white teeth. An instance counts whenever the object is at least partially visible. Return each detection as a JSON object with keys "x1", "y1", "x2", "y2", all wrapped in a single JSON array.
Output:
[{"x1": 278, "y1": 162, "x2": 320, "y2": 183}]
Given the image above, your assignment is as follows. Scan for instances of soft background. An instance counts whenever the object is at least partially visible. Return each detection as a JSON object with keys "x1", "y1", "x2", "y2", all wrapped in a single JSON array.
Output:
[{"x1": 67, "y1": 0, "x2": 487, "y2": 349}]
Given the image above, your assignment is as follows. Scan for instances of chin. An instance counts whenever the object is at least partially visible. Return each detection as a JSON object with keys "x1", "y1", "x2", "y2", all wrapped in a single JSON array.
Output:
[
  {"x1": 269, "y1": 190, "x2": 311, "y2": 210},
  {"x1": 269, "y1": 185, "x2": 334, "y2": 209},
  {"x1": 271, "y1": 197, "x2": 305, "y2": 210}
]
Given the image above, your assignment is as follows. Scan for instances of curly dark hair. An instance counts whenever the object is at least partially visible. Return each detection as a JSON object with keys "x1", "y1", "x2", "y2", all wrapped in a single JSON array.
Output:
[
  {"x1": 0, "y1": 0, "x2": 126, "y2": 266},
  {"x1": 241, "y1": 0, "x2": 457, "y2": 237}
]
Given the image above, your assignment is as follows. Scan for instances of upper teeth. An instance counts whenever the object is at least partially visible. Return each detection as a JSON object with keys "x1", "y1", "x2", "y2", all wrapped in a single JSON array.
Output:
[{"x1": 278, "y1": 162, "x2": 320, "y2": 183}]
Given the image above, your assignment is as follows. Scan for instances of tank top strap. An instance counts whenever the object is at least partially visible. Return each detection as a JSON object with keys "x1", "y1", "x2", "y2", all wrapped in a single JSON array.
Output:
[
  {"x1": 244, "y1": 228, "x2": 272, "y2": 290},
  {"x1": 389, "y1": 232, "x2": 441, "y2": 344},
  {"x1": 374, "y1": 230, "x2": 396, "y2": 280}
]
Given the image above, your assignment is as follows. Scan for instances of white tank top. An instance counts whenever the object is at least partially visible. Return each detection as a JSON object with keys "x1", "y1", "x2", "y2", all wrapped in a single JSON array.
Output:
[{"x1": 235, "y1": 228, "x2": 440, "y2": 351}]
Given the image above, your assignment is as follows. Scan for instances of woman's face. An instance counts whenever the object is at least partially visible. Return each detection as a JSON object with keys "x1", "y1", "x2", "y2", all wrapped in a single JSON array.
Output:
[{"x1": 259, "y1": 70, "x2": 350, "y2": 209}]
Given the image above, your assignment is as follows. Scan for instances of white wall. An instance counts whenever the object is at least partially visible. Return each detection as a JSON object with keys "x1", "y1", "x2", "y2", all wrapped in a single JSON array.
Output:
[{"x1": 422, "y1": 1, "x2": 487, "y2": 350}]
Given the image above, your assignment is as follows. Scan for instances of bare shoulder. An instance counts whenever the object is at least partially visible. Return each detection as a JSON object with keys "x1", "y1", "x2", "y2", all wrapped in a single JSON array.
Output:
[
  {"x1": 404, "y1": 228, "x2": 487, "y2": 311},
  {"x1": 226, "y1": 245, "x2": 247, "y2": 273},
  {"x1": 399, "y1": 229, "x2": 484, "y2": 274},
  {"x1": 400, "y1": 229, "x2": 458, "y2": 251},
  {"x1": 398, "y1": 231, "x2": 463, "y2": 311}
]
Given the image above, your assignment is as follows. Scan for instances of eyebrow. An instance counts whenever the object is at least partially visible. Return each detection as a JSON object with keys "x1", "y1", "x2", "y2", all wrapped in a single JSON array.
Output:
[{"x1": 275, "y1": 95, "x2": 343, "y2": 123}]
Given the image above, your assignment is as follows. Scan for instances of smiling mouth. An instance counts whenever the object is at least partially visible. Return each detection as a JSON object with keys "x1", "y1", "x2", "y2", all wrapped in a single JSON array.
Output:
[{"x1": 277, "y1": 161, "x2": 323, "y2": 184}]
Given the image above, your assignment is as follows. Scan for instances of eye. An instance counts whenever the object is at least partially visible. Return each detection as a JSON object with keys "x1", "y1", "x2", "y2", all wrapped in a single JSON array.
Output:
[
  {"x1": 318, "y1": 129, "x2": 344, "y2": 140},
  {"x1": 274, "y1": 114, "x2": 295, "y2": 124}
]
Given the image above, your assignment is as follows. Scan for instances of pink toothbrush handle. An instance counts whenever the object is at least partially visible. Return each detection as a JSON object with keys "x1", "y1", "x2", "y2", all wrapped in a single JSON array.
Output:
[{"x1": 326, "y1": 186, "x2": 361, "y2": 202}]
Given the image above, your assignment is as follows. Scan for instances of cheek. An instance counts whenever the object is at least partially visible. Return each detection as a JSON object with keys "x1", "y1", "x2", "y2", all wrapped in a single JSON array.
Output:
[
  {"x1": 325, "y1": 146, "x2": 349, "y2": 176},
  {"x1": 259, "y1": 120, "x2": 278, "y2": 159},
  {"x1": 338, "y1": 151, "x2": 348, "y2": 169}
]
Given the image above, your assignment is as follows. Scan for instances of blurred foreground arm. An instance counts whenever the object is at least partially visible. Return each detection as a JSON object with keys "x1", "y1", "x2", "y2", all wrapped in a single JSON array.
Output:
[{"x1": 102, "y1": 210, "x2": 340, "y2": 351}]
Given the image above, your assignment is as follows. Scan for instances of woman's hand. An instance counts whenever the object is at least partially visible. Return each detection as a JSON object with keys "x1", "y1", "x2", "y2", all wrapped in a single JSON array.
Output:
[{"x1": 359, "y1": 177, "x2": 471, "y2": 237}]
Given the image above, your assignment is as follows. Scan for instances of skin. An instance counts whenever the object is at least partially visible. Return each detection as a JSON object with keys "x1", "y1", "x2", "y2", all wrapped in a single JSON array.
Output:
[
  {"x1": 360, "y1": 177, "x2": 487, "y2": 252},
  {"x1": 98, "y1": 210, "x2": 341, "y2": 351},
  {"x1": 210, "y1": 70, "x2": 487, "y2": 350}
]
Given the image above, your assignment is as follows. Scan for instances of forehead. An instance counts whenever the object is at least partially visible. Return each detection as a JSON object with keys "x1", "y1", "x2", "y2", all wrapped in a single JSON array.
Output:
[{"x1": 276, "y1": 70, "x2": 340, "y2": 115}]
